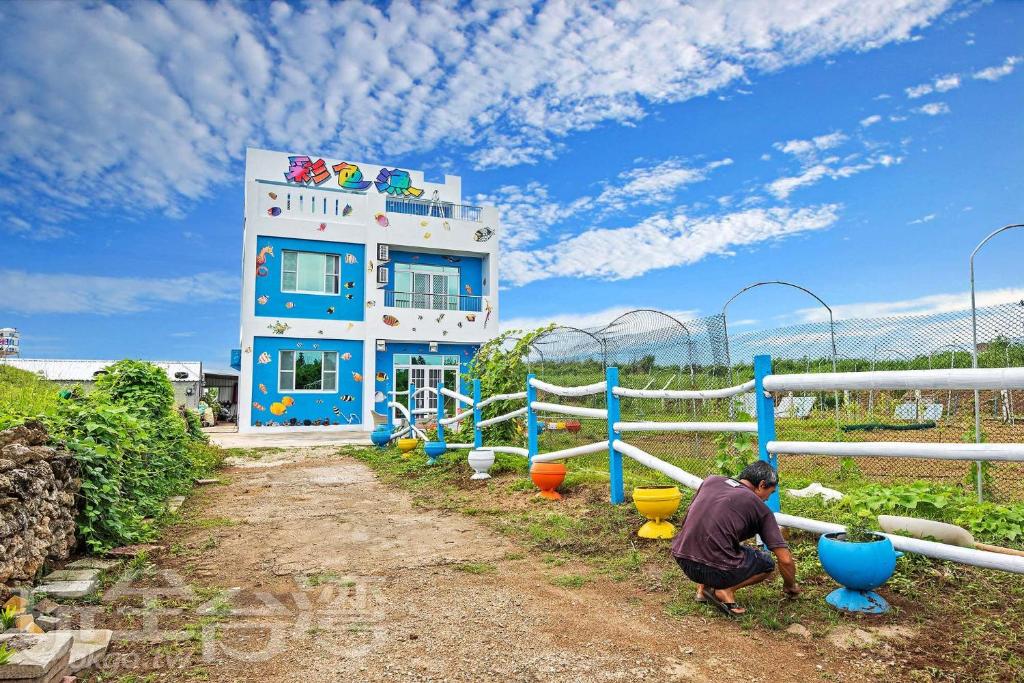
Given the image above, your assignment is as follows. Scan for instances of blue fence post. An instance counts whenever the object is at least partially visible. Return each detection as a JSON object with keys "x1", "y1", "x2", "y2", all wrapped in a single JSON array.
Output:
[
  {"x1": 526, "y1": 373, "x2": 538, "y2": 465},
  {"x1": 753, "y1": 354, "x2": 779, "y2": 513},
  {"x1": 606, "y1": 366, "x2": 624, "y2": 504},
  {"x1": 435, "y1": 382, "x2": 445, "y2": 444},
  {"x1": 472, "y1": 379, "x2": 483, "y2": 449},
  {"x1": 409, "y1": 382, "x2": 417, "y2": 433}
]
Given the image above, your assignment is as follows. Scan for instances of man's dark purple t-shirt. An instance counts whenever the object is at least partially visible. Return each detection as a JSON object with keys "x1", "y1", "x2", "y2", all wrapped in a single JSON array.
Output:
[{"x1": 670, "y1": 475, "x2": 788, "y2": 570}]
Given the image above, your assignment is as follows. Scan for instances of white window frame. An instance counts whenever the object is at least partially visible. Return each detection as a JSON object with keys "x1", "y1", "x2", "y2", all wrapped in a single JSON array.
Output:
[
  {"x1": 281, "y1": 249, "x2": 341, "y2": 296},
  {"x1": 391, "y1": 354, "x2": 461, "y2": 418},
  {"x1": 394, "y1": 264, "x2": 460, "y2": 310},
  {"x1": 278, "y1": 350, "x2": 338, "y2": 393}
]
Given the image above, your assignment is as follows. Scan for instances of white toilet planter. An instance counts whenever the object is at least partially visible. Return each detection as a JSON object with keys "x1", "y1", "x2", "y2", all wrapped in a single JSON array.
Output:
[{"x1": 467, "y1": 449, "x2": 495, "y2": 480}]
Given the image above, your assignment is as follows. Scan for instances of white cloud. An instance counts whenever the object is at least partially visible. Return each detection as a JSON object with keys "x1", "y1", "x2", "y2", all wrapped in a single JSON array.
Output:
[
  {"x1": 792, "y1": 288, "x2": 1024, "y2": 323},
  {"x1": 908, "y1": 213, "x2": 936, "y2": 224},
  {"x1": 916, "y1": 102, "x2": 951, "y2": 116},
  {"x1": 774, "y1": 132, "x2": 848, "y2": 159},
  {"x1": 933, "y1": 74, "x2": 961, "y2": 92},
  {"x1": 593, "y1": 158, "x2": 733, "y2": 211},
  {"x1": 0, "y1": 0, "x2": 955, "y2": 236},
  {"x1": 906, "y1": 73, "x2": 961, "y2": 98},
  {"x1": 0, "y1": 270, "x2": 234, "y2": 315},
  {"x1": 905, "y1": 83, "x2": 934, "y2": 98},
  {"x1": 859, "y1": 114, "x2": 882, "y2": 127},
  {"x1": 972, "y1": 55, "x2": 1022, "y2": 81},
  {"x1": 500, "y1": 305, "x2": 700, "y2": 333},
  {"x1": 504, "y1": 204, "x2": 840, "y2": 286},
  {"x1": 767, "y1": 154, "x2": 902, "y2": 199}
]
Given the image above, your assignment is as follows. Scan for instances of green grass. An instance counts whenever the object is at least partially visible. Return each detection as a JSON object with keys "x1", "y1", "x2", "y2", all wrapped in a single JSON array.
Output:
[
  {"x1": 453, "y1": 562, "x2": 496, "y2": 574},
  {"x1": 549, "y1": 573, "x2": 590, "y2": 589},
  {"x1": 0, "y1": 365, "x2": 61, "y2": 429},
  {"x1": 221, "y1": 447, "x2": 287, "y2": 460}
]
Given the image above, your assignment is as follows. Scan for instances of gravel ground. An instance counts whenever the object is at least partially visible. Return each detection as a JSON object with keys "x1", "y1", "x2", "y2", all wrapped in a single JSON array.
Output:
[{"x1": 88, "y1": 447, "x2": 877, "y2": 682}]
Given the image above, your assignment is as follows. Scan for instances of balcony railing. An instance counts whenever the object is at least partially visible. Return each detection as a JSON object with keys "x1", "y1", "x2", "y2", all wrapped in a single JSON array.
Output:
[
  {"x1": 384, "y1": 290, "x2": 483, "y2": 312},
  {"x1": 384, "y1": 197, "x2": 482, "y2": 222}
]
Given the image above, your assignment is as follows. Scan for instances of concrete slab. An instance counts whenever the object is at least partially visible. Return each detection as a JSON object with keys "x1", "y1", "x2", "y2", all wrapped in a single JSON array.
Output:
[
  {"x1": 33, "y1": 617, "x2": 62, "y2": 633},
  {"x1": 166, "y1": 496, "x2": 186, "y2": 514},
  {"x1": 32, "y1": 580, "x2": 97, "y2": 600},
  {"x1": 207, "y1": 430, "x2": 371, "y2": 449},
  {"x1": 64, "y1": 630, "x2": 112, "y2": 674},
  {"x1": 0, "y1": 632, "x2": 72, "y2": 681},
  {"x1": 39, "y1": 570, "x2": 98, "y2": 584},
  {"x1": 63, "y1": 559, "x2": 119, "y2": 572}
]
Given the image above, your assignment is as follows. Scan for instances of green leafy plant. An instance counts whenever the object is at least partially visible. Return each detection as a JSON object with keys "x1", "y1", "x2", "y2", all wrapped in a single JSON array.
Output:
[
  {"x1": 1, "y1": 604, "x2": 18, "y2": 630},
  {"x1": 844, "y1": 481, "x2": 956, "y2": 522},
  {"x1": 713, "y1": 430, "x2": 755, "y2": 477},
  {"x1": 954, "y1": 502, "x2": 1024, "y2": 544},
  {"x1": 468, "y1": 325, "x2": 553, "y2": 445},
  {"x1": 0, "y1": 643, "x2": 14, "y2": 666}
]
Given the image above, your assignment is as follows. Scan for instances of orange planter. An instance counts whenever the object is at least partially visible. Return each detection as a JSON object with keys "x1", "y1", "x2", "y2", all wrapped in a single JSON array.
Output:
[{"x1": 530, "y1": 462, "x2": 567, "y2": 500}]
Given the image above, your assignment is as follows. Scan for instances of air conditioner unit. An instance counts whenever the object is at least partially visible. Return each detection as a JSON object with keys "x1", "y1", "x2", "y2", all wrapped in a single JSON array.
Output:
[
  {"x1": 376, "y1": 265, "x2": 389, "y2": 285},
  {"x1": 377, "y1": 244, "x2": 390, "y2": 262}
]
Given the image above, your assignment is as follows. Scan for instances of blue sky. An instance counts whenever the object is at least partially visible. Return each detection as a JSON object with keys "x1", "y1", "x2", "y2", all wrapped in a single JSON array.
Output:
[{"x1": 1, "y1": 0, "x2": 1022, "y2": 365}]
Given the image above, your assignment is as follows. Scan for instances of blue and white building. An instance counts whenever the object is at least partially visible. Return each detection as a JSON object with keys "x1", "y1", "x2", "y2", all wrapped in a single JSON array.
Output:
[{"x1": 237, "y1": 148, "x2": 500, "y2": 432}]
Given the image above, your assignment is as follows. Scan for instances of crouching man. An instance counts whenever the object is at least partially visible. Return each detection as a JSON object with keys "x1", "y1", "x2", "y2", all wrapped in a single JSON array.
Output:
[{"x1": 670, "y1": 461, "x2": 800, "y2": 616}]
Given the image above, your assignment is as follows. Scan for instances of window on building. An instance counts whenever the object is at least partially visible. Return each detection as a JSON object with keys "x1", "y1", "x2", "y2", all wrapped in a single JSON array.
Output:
[
  {"x1": 279, "y1": 350, "x2": 337, "y2": 392},
  {"x1": 281, "y1": 250, "x2": 340, "y2": 295},
  {"x1": 393, "y1": 264, "x2": 459, "y2": 310}
]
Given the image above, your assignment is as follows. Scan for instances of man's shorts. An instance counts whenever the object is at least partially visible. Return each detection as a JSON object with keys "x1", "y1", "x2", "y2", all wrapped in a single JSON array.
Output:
[{"x1": 674, "y1": 546, "x2": 775, "y2": 589}]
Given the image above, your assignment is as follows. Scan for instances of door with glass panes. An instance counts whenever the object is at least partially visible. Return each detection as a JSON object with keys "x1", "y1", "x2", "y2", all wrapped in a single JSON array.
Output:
[{"x1": 392, "y1": 354, "x2": 461, "y2": 421}]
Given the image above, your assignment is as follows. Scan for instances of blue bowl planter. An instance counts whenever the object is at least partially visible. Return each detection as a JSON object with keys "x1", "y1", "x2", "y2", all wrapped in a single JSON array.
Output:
[
  {"x1": 818, "y1": 531, "x2": 903, "y2": 614},
  {"x1": 424, "y1": 441, "x2": 447, "y2": 464},
  {"x1": 370, "y1": 426, "x2": 392, "y2": 448}
]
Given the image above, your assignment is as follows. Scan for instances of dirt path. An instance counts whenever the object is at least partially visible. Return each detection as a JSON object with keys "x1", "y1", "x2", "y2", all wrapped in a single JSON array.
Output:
[{"x1": 113, "y1": 447, "x2": 874, "y2": 682}]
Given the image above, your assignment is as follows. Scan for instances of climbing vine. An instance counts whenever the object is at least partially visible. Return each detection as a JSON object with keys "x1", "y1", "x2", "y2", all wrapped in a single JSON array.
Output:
[{"x1": 468, "y1": 325, "x2": 553, "y2": 445}]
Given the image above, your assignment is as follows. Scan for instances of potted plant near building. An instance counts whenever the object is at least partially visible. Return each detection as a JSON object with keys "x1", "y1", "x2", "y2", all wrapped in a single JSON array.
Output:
[{"x1": 817, "y1": 526, "x2": 902, "y2": 614}]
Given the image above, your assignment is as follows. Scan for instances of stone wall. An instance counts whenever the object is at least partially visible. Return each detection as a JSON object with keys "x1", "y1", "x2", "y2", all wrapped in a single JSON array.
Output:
[{"x1": 0, "y1": 422, "x2": 80, "y2": 596}]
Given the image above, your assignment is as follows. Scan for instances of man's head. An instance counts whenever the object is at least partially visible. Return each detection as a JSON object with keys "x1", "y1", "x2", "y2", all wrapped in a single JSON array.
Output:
[{"x1": 737, "y1": 461, "x2": 779, "y2": 501}]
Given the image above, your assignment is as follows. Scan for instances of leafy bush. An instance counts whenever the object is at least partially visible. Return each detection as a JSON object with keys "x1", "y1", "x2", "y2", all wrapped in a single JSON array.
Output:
[
  {"x1": 39, "y1": 360, "x2": 222, "y2": 552},
  {"x1": 953, "y1": 502, "x2": 1024, "y2": 544},
  {"x1": 0, "y1": 365, "x2": 60, "y2": 430}
]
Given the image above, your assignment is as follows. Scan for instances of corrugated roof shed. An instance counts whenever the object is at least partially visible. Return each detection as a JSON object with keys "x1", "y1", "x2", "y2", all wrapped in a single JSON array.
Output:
[{"x1": 4, "y1": 359, "x2": 202, "y2": 383}]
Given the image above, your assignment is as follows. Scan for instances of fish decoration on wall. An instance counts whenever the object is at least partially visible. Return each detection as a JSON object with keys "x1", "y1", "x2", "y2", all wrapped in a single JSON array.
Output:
[
  {"x1": 257, "y1": 295, "x2": 269, "y2": 305},
  {"x1": 285, "y1": 301, "x2": 294, "y2": 309},
  {"x1": 484, "y1": 298, "x2": 493, "y2": 328},
  {"x1": 474, "y1": 227, "x2": 494, "y2": 242},
  {"x1": 374, "y1": 391, "x2": 385, "y2": 402},
  {"x1": 342, "y1": 203, "x2": 353, "y2": 216},
  {"x1": 258, "y1": 383, "x2": 268, "y2": 394},
  {"x1": 268, "y1": 207, "x2": 282, "y2": 217},
  {"x1": 442, "y1": 221, "x2": 451, "y2": 231},
  {"x1": 344, "y1": 281, "x2": 355, "y2": 289},
  {"x1": 345, "y1": 294, "x2": 354, "y2": 300},
  {"x1": 457, "y1": 322, "x2": 463, "y2": 328},
  {"x1": 257, "y1": 352, "x2": 272, "y2": 364},
  {"x1": 333, "y1": 406, "x2": 342, "y2": 416},
  {"x1": 332, "y1": 162, "x2": 373, "y2": 191},
  {"x1": 352, "y1": 372, "x2": 363, "y2": 382},
  {"x1": 326, "y1": 306, "x2": 335, "y2": 314},
  {"x1": 382, "y1": 314, "x2": 399, "y2": 327},
  {"x1": 464, "y1": 284, "x2": 473, "y2": 295},
  {"x1": 296, "y1": 342, "x2": 303, "y2": 348},
  {"x1": 367, "y1": 300, "x2": 376, "y2": 308},
  {"x1": 443, "y1": 255, "x2": 461, "y2": 263},
  {"x1": 423, "y1": 232, "x2": 431, "y2": 239},
  {"x1": 465, "y1": 314, "x2": 476, "y2": 322},
  {"x1": 420, "y1": 220, "x2": 429, "y2": 227},
  {"x1": 256, "y1": 245, "x2": 274, "y2": 277},
  {"x1": 318, "y1": 223, "x2": 327, "y2": 232},
  {"x1": 374, "y1": 168, "x2": 424, "y2": 198},
  {"x1": 312, "y1": 343, "x2": 319, "y2": 349},
  {"x1": 244, "y1": 346, "x2": 252, "y2": 354},
  {"x1": 315, "y1": 399, "x2": 324, "y2": 405},
  {"x1": 435, "y1": 313, "x2": 445, "y2": 323},
  {"x1": 341, "y1": 352, "x2": 352, "y2": 361},
  {"x1": 376, "y1": 372, "x2": 388, "y2": 382},
  {"x1": 339, "y1": 394, "x2": 355, "y2": 402},
  {"x1": 346, "y1": 322, "x2": 355, "y2": 331},
  {"x1": 374, "y1": 212, "x2": 389, "y2": 227},
  {"x1": 268, "y1": 320, "x2": 291, "y2": 334},
  {"x1": 268, "y1": 192, "x2": 278, "y2": 200},
  {"x1": 253, "y1": 402, "x2": 265, "y2": 411},
  {"x1": 344, "y1": 253, "x2": 357, "y2": 264},
  {"x1": 442, "y1": 330, "x2": 449, "y2": 336}
]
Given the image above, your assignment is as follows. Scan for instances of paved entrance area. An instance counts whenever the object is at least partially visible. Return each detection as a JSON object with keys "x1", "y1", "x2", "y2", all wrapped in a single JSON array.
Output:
[{"x1": 203, "y1": 425, "x2": 371, "y2": 448}]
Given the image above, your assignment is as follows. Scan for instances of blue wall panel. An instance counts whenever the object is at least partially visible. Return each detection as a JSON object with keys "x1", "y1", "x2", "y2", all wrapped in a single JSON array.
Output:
[
  {"x1": 254, "y1": 236, "x2": 365, "y2": 321},
  {"x1": 386, "y1": 251, "x2": 483, "y2": 297},
  {"x1": 372, "y1": 341, "x2": 478, "y2": 417},
  {"x1": 250, "y1": 336, "x2": 364, "y2": 427}
]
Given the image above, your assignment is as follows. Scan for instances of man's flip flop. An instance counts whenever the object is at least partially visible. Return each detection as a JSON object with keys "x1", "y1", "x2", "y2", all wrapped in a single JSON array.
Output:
[{"x1": 701, "y1": 588, "x2": 743, "y2": 617}]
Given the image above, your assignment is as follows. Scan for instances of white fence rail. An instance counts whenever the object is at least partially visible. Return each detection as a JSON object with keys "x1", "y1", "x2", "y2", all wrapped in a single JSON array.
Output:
[
  {"x1": 615, "y1": 421, "x2": 757, "y2": 433},
  {"x1": 530, "y1": 378, "x2": 607, "y2": 397},
  {"x1": 763, "y1": 367, "x2": 1024, "y2": 392},
  {"x1": 768, "y1": 440, "x2": 1024, "y2": 462},
  {"x1": 613, "y1": 379, "x2": 755, "y2": 400},
  {"x1": 531, "y1": 401, "x2": 608, "y2": 419}
]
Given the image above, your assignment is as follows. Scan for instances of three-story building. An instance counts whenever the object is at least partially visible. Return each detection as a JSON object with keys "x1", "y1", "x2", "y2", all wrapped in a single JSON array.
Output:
[{"x1": 237, "y1": 148, "x2": 499, "y2": 432}]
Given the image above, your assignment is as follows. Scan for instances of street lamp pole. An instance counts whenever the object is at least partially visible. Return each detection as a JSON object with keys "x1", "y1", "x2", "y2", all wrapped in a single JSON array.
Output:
[{"x1": 969, "y1": 223, "x2": 1024, "y2": 502}]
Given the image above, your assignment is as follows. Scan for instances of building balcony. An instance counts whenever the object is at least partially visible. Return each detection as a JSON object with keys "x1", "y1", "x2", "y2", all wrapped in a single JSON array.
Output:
[
  {"x1": 384, "y1": 197, "x2": 482, "y2": 222},
  {"x1": 383, "y1": 290, "x2": 483, "y2": 312}
]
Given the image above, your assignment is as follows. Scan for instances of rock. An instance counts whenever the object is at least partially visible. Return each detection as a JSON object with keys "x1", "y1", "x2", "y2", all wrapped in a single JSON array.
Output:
[
  {"x1": 62, "y1": 559, "x2": 118, "y2": 572},
  {"x1": 2, "y1": 597, "x2": 28, "y2": 615},
  {"x1": 0, "y1": 631, "x2": 73, "y2": 682},
  {"x1": 785, "y1": 623, "x2": 812, "y2": 640},
  {"x1": 31, "y1": 600, "x2": 58, "y2": 616},
  {"x1": 13, "y1": 615, "x2": 35, "y2": 631},
  {"x1": 166, "y1": 496, "x2": 186, "y2": 514},
  {"x1": 32, "y1": 580, "x2": 97, "y2": 600},
  {"x1": 194, "y1": 478, "x2": 220, "y2": 485},
  {"x1": 62, "y1": 630, "x2": 113, "y2": 674},
  {"x1": 38, "y1": 571, "x2": 98, "y2": 585},
  {"x1": 33, "y1": 616, "x2": 63, "y2": 633}
]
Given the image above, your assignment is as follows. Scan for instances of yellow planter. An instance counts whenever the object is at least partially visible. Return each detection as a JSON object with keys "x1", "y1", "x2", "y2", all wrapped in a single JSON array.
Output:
[
  {"x1": 632, "y1": 486, "x2": 682, "y2": 539},
  {"x1": 397, "y1": 438, "x2": 419, "y2": 456}
]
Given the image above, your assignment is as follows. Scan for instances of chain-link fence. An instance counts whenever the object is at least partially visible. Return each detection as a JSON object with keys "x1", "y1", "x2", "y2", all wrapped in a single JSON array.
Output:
[{"x1": 521, "y1": 301, "x2": 1024, "y2": 501}]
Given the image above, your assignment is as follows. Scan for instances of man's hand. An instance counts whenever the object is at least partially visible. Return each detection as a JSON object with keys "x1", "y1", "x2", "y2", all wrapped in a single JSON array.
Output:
[{"x1": 783, "y1": 583, "x2": 802, "y2": 598}]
